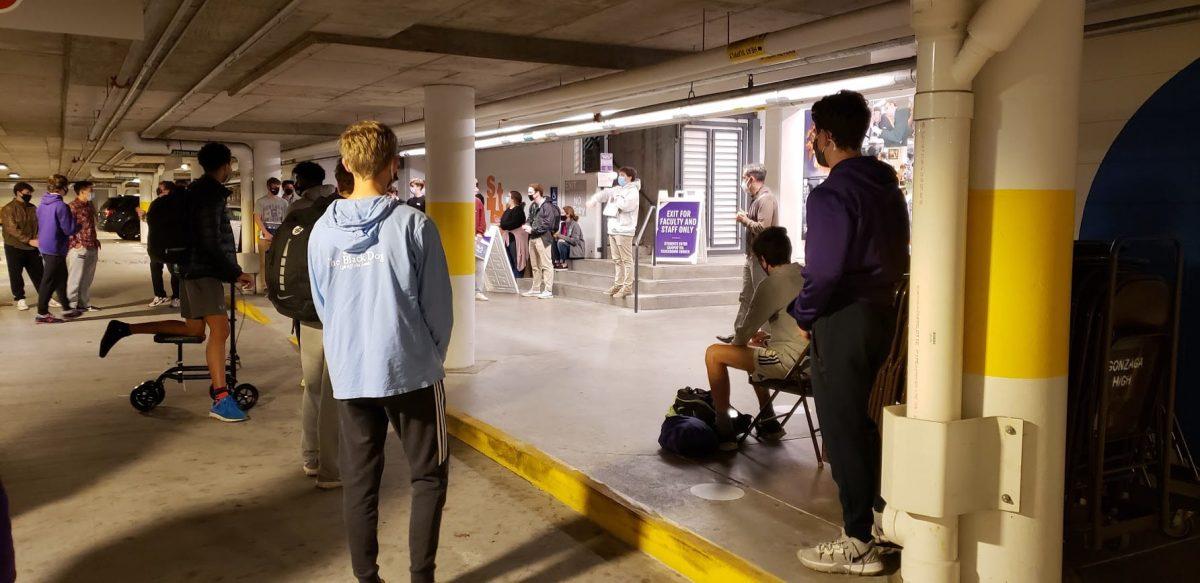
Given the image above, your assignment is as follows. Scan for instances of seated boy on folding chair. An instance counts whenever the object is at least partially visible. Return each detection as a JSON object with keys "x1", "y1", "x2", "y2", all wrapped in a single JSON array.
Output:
[{"x1": 705, "y1": 226, "x2": 805, "y2": 450}]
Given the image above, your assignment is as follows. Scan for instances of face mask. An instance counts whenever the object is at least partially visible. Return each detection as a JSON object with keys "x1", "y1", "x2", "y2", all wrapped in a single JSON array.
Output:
[
  {"x1": 813, "y1": 134, "x2": 829, "y2": 168},
  {"x1": 617, "y1": 176, "x2": 627, "y2": 187},
  {"x1": 20, "y1": 194, "x2": 31, "y2": 203}
]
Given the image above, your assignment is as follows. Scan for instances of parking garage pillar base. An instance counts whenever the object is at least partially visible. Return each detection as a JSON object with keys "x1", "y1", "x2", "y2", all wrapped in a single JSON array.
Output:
[{"x1": 424, "y1": 85, "x2": 476, "y2": 369}]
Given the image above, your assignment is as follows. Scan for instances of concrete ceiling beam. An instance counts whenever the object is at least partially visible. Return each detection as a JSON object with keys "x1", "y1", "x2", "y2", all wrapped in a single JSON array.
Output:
[{"x1": 226, "y1": 27, "x2": 686, "y2": 97}]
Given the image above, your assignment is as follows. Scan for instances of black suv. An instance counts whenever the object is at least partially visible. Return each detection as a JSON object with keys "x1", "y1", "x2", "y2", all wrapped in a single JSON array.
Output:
[{"x1": 99, "y1": 195, "x2": 142, "y2": 240}]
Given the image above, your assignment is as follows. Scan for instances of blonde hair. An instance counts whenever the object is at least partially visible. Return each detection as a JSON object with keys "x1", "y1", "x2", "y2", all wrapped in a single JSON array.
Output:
[{"x1": 339, "y1": 121, "x2": 398, "y2": 179}]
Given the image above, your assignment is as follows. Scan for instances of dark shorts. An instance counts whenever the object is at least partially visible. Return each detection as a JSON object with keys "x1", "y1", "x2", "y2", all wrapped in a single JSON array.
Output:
[{"x1": 180, "y1": 277, "x2": 228, "y2": 319}]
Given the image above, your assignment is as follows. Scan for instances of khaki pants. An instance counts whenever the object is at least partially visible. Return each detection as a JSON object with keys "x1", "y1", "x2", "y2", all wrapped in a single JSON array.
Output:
[
  {"x1": 257, "y1": 238, "x2": 271, "y2": 291},
  {"x1": 734, "y1": 255, "x2": 767, "y2": 328},
  {"x1": 529, "y1": 237, "x2": 554, "y2": 293},
  {"x1": 609, "y1": 234, "x2": 634, "y2": 288},
  {"x1": 299, "y1": 323, "x2": 340, "y2": 482}
]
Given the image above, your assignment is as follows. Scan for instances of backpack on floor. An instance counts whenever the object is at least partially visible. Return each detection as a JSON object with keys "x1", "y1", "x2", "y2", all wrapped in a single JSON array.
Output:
[
  {"x1": 266, "y1": 196, "x2": 336, "y2": 322},
  {"x1": 668, "y1": 386, "x2": 754, "y2": 434},
  {"x1": 659, "y1": 415, "x2": 718, "y2": 457},
  {"x1": 146, "y1": 192, "x2": 192, "y2": 264}
]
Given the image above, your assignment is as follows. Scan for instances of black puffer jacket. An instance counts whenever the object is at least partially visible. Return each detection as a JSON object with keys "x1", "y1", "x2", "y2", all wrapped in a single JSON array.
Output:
[{"x1": 180, "y1": 174, "x2": 242, "y2": 282}]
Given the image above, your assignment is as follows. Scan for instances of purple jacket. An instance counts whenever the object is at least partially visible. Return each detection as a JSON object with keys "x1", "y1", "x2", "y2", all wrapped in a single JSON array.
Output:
[
  {"x1": 36, "y1": 193, "x2": 80, "y2": 256},
  {"x1": 790, "y1": 156, "x2": 909, "y2": 330}
]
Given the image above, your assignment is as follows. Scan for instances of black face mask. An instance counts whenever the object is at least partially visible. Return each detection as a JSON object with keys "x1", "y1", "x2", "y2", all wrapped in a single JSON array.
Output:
[
  {"x1": 20, "y1": 194, "x2": 32, "y2": 203},
  {"x1": 812, "y1": 134, "x2": 829, "y2": 168}
]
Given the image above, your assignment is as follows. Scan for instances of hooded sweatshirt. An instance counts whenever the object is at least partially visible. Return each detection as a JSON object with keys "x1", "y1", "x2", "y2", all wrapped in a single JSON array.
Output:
[
  {"x1": 589, "y1": 179, "x2": 640, "y2": 236},
  {"x1": 288, "y1": 183, "x2": 337, "y2": 214},
  {"x1": 36, "y1": 193, "x2": 80, "y2": 256},
  {"x1": 308, "y1": 196, "x2": 453, "y2": 399},
  {"x1": 789, "y1": 156, "x2": 909, "y2": 330}
]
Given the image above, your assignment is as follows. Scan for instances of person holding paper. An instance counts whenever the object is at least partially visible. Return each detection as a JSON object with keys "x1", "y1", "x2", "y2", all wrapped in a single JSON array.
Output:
[{"x1": 587, "y1": 166, "x2": 640, "y2": 298}]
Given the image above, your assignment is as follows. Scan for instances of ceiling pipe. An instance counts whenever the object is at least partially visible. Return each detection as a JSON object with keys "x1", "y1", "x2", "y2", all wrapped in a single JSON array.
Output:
[
  {"x1": 71, "y1": 0, "x2": 207, "y2": 178},
  {"x1": 282, "y1": 0, "x2": 913, "y2": 161},
  {"x1": 140, "y1": 0, "x2": 307, "y2": 138},
  {"x1": 121, "y1": 132, "x2": 257, "y2": 259}
]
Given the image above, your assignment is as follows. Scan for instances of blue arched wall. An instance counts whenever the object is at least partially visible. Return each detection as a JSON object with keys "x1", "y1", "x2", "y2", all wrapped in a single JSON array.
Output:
[{"x1": 1080, "y1": 57, "x2": 1200, "y2": 447}]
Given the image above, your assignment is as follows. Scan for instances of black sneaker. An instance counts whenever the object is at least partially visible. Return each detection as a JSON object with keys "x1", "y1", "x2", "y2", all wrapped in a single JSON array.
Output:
[
  {"x1": 756, "y1": 418, "x2": 787, "y2": 442},
  {"x1": 715, "y1": 334, "x2": 734, "y2": 344},
  {"x1": 99, "y1": 320, "x2": 132, "y2": 358}
]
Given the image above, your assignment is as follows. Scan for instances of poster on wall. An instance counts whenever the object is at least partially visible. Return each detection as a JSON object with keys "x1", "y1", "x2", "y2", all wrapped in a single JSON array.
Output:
[
  {"x1": 481, "y1": 226, "x2": 518, "y2": 294},
  {"x1": 600, "y1": 152, "x2": 614, "y2": 173},
  {"x1": 654, "y1": 191, "x2": 703, "y2": 264}
]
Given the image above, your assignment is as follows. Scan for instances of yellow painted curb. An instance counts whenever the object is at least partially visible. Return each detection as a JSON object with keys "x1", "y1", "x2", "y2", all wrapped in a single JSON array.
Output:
[{"x1": 446, "y1": 407, "x2": 783, "y2": 583}]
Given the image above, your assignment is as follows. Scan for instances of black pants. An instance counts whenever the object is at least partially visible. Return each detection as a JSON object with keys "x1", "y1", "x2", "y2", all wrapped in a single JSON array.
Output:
[
  {"x1": 36, "y1": 254, "x2": 71, "y2": 315},
  {"x1": 4, "y1": 244, "x2": 42, "y2": 301},
  {"x1": 809, "y1": 301, "x2": 891, "y2": 542},
  {"x1": 339, "y1": 384, "x2": 448, "y2": 583},
  {"x1": 150, "y1": 260, "x2": 179, "y2": 299}
]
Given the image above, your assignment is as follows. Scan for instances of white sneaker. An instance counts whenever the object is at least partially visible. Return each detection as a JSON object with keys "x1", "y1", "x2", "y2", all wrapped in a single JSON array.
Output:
[
  {"x1": 149, "y1": 296, "x2": 167, "y2": 307},
  {"x1": 16, "y1": 299, "x2": 28, "y2": 311},
  {"x1": 171, "y1": 298, "x2": 180, "y2": 308},
  {"x1": 537, "y1": 291, "x2": 554, "y2": 299},
  {"x1": 521, "y1": 290, "x2": 540, "y2": 297},
  {"x1": 475, "y1": 292, "x2": 489, "y2": 301},
  {"x1": 798, "y1": 534, "x2": 884, "y2": 576},
  {"x1": 85, "y1": 305, "x2": 101, "y2": 312},
  {"x1": 49, "y1": 299, "x2": 62, "y2": 308},
  {"x1": 302, "y1": 462, "x2": 319, "y2": 477}
]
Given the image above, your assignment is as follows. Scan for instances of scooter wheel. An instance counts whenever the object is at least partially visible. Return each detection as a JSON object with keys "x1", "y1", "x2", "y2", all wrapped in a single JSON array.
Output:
[
  {"x1": 150, "y1": 380, "x2": 166, "y2": 405},
  {"x1": 233, "y1": 383, "x2": 259, "y2": 411},
  {"x1": 131, "y1": 382, "x2": 160, "y2": 412}
]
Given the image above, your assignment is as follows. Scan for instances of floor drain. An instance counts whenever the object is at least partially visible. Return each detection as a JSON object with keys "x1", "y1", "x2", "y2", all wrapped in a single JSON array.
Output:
[{"x1": 689, "y1": 483, "x2": 745, "y2": 501}]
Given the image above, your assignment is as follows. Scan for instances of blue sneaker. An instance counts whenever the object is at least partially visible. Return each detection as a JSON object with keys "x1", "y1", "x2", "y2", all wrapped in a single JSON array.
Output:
[{"x1": 209, "y1": 395, "x2": 248, "y2": 423}]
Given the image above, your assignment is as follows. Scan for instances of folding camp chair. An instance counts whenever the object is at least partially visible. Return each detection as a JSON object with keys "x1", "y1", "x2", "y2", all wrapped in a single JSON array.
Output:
[{"x1": 736, "y1": 345, "x2": 824, "y2": 467}]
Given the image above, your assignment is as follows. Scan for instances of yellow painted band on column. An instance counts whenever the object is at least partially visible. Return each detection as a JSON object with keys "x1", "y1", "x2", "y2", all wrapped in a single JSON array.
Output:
[
  {"x1": 426, "y1": 201, "x2": 475, "y2": 276},
  {"x1": 446, "y1": 407, "x2": 782, "y2": 583},
  {"x1": 964, "y1": 189, "x2": 1074, "y2": 379}
]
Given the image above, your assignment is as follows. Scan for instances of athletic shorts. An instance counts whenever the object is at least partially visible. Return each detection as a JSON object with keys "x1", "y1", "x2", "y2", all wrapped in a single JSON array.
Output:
[
  {"x1": 751, "y1": 346, "x2": 796, "y2": 382},
  {"x1": 180, "y1": 277, "x2": 228, "y2": 319}
]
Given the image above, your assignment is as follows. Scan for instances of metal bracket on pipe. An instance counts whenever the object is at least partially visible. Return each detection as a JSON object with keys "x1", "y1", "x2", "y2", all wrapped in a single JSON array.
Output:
[{"x1": 880, "y1": 405, "x2": 1024, "y2": 518}]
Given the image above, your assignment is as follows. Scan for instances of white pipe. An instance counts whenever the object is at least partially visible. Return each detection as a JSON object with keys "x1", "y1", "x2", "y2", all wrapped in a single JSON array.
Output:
[
  {"x1": 282, "y1": 1, "x2": 913, "y2": 160},
  {"x1": 74, "y1": 0, "x2": 206, "y2": 176},
  {"x1": 140, "y1": 0, "x2": 306, "y2": 138},
  {"x1": 121, "y1": 132, "x2": 257, "y2": 255},
  {"x1": 950, "y1": 0, "x2": 1041, "y2": 84},
  {"x1": 896, "y1": 2, "x2": 975, "y2": 579}
]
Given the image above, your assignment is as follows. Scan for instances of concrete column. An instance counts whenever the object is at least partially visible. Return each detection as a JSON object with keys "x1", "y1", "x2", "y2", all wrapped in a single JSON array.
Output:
[
  {"x1": 423, "y1": 85, "x2": 476, "y2": 369},
  {"x1": 138, "y1": 177, "x2": 154, "y2": 243},
  {"x1": 959, "y1": 0, "x2": 1082, "y2": 581},
  {"x1": 247, "y1": 140, "x2": 279, "y2": 290}
]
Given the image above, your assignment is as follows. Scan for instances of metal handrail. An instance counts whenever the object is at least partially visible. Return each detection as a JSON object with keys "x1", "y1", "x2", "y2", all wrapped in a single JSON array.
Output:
[{"x1": 632, "y1": 204, "x2": 657, "y2": 313}]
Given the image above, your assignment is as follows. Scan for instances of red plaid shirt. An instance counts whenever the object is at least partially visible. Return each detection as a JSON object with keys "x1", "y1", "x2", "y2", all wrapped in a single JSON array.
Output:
[{"x1": 68, "y1": 199, "x2": 101, "y2": 250}]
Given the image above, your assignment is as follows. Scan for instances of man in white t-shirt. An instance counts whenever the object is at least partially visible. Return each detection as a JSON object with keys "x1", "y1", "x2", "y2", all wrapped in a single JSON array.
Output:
[{"x1": 254, "y1": 177, "x2": 288, "y2": 289}]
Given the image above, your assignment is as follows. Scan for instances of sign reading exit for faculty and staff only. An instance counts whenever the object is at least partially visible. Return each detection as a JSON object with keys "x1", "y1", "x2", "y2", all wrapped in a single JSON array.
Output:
[{"x1": 655, "y1": 201, "x2": 702, "y2": 264}]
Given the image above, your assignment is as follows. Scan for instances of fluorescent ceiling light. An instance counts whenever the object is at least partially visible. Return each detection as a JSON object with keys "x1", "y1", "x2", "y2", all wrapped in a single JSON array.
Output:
[
  {"x1": 7, "y1": 173, "x2": 18, "y2": 179},
  {"x1": 131, "y1": 177, "x2": 141, "y2": 184},
  {"x1": 398, "y1": 147, "x2": 425, "y2": 157},
  {"x1": 180, "y1": 163, "x2": 190, "y2": 171},
  {"x1": 0, "y1": 163, "x2": 7, "y2": 170}
]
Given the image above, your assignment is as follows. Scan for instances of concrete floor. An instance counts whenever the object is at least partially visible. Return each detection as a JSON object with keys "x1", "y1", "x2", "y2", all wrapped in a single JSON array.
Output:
[{"x1": 0, "y1": 235, "x2": 681, "y2": 583}]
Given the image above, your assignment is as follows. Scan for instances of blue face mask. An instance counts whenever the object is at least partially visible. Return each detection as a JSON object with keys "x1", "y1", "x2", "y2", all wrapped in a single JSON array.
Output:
[{"x1": 617, "y1": 176, "x2": 627, "y2": 186}]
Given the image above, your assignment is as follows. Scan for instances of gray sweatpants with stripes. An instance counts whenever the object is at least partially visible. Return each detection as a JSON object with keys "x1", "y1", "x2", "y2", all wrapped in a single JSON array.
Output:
[{"x1": 338, "y1": 383, "x2": 449, "y2": 583}]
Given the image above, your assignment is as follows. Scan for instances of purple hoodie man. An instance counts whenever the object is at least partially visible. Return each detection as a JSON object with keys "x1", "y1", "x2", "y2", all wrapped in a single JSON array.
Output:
[
  {"x1": 33, "y1": 175, "x2": 81, "y2": 321},
  {"x1": 36, "y1": 191, "x2": 79, "y2": 256}
]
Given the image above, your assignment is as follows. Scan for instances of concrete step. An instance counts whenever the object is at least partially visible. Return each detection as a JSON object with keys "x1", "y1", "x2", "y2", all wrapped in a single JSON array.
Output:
[
  {"x1": 570, "y1": 258, "x2": 744, "y2": 280},
  {"x1": 551, "y1": 281, "x2": 739, "y2": 310},
  {"x1": 554, "y1": 269, "x2": 742, "y2": 295}
]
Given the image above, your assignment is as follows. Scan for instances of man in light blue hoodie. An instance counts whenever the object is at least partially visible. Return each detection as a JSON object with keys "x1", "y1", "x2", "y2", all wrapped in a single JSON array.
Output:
[{"x1": 308, "y1": 121, "x2": 453, "y2": 583}]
